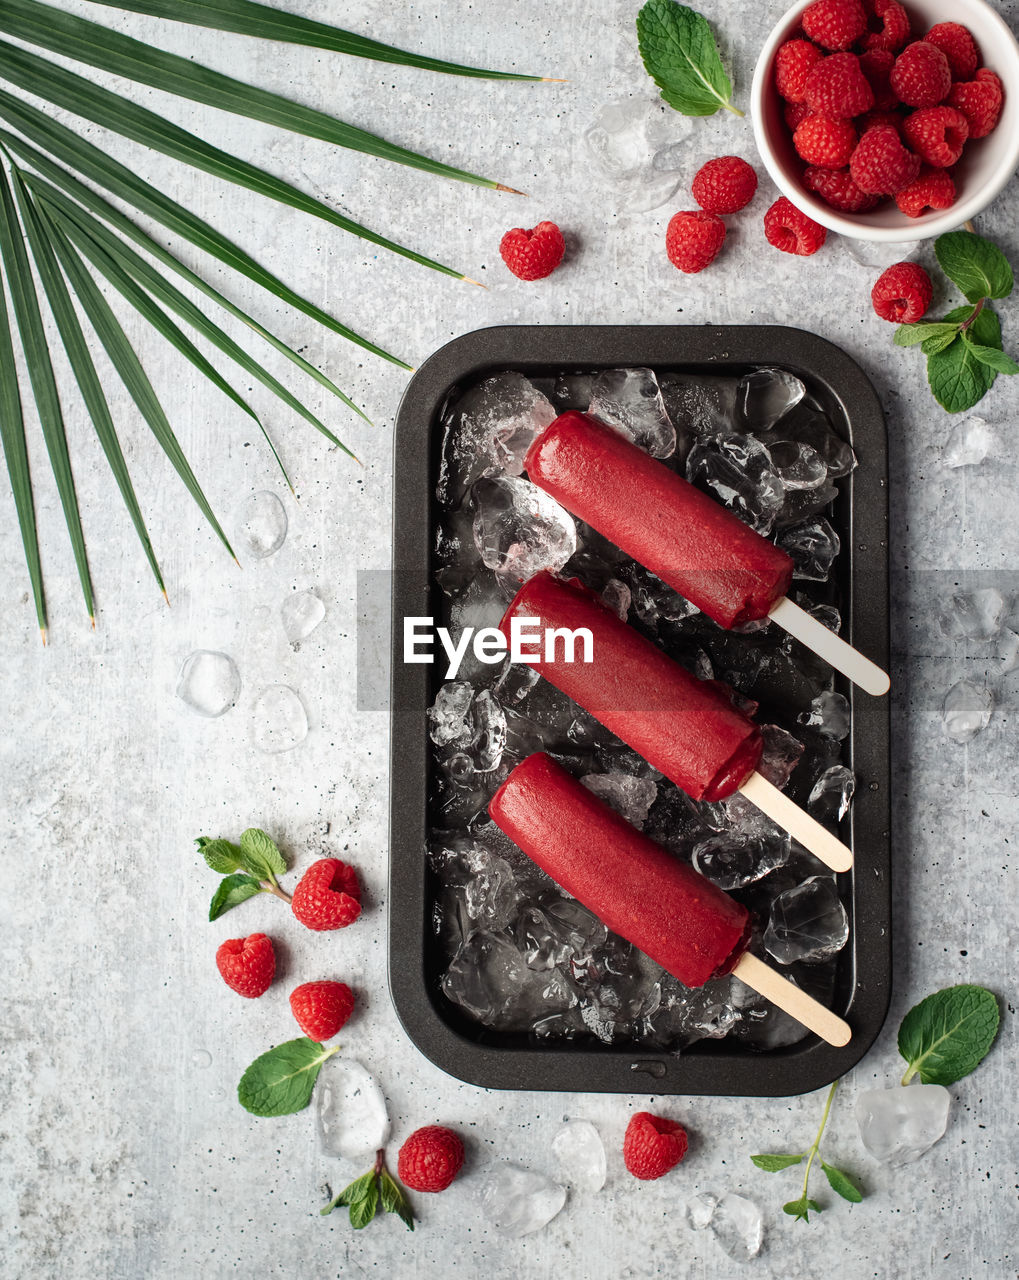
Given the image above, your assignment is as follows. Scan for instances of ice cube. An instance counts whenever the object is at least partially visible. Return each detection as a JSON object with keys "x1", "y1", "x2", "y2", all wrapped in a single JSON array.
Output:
[
  {"x1": 580, "y1": 771, "x2": 658, "y2": 829},
  {"x1": 764, "y1": 875, "x2": 849, "y2": 965},
  {"x1": 692, "y1": 832, "x2": 791, "y2": 889},
  {"x1": 684, "y1": 1192, "x2": 718, "y2": 1231},
  {"x1": 582, "y1": 99, "x2": 687, "y2": 213},
  {"x1": 808, "y1": 764, "x2": 856, "y2": 822},
  {"x1": 427, "y1": 681, "x2": 475, "y2": 747},
  {"x1": 659, "y1": 373, "x2": 739, "y2": 439},
  {"x1": 316, "y1": 1058, "x2": 390, "y2": 1160},
  {"x1": 441, "y1": 932, "x2": 575, "y2": 1029},
  {"x1": 471, "y1": 475, "x2": 577, "y2": 581},
  {"x1": 996, "y1": 628, "x2": 1019, "y2": 673},
  {"x1": 437, "y1": 373, "x2": 557, "y2": 506},
  {"x1": 855, "y1": 1084, "x2": 951, "y2": 1165},
  {"x1": 551, "y1": 1120, "x2": 607, "y2": 1192},
  {"x1": 644, "y1": 974, "x2": 739, "y2": 1046},
  {"x1": 943, "y1": 679, "x2": 993, "y2": 743},
  {"x1": 281, "y1": 590, "x2": 325, "y2": 644},
  {"x1": 778, "y1": 517, "x2": 841, "y2": 581},
  {"x1": 731, "y1": 976, "x2": 811, "y2": 1050},
  {"x1": 798, "y1": 691, "x2": 851, "y2": 740},
  {"x1": 768, "y1": 439, "x2": 828, "y2": 490},
  {"x1": 516, "y1": 896, "x2": 608, "y2": 973},
  {"x1": 476, "y1": 1163, "x2": 567, "y2": 1237},
  {"x1": 234, "y1": 490, "x2": 287, "y2": 559},
  {"x1": 738, "y1": 367, "x2": 805, "y2": 431},
  {"x1": 601, "y1": 578, "x2": 631, "y2": 620},
  {"x1": 494, "y1": 658, "x2": 541, "y2": 706},
  {"x1": 588, "y1": 368, "x2": 677, "y2": 459},
  {"x1": 471, "y1": 689, "x2": 507, "y2": 771},
  {"x1": 939, "y1": 588, "x2": 1007, "y2": 642},
  {"x1": 758, "y1": 723, "x2": 805, "y2": 788},
  {"x1": 769, "y1": 406, "x2": 856, "y2": 479},
  {"x1": 687, "y1": 434, "x2": 786, "y2": 535},
  {"x1": 943, "y1": 415, "x2": 995, "y2": 469},
  {"x1": 711, "y1": 1192, "x2": 763, "y2": 1262},
  {"x1": 176, "y1": 650, "x2": 239, "y2": 717},
  {"x1": 250, "y1": 685, "x2": 308, "y2": 753},
  {"x1": 462, "y1": 847, "x2": 521, "y2": 931},
  {"x1": 843, "y1": 238, "x2": 920, "y2": 269}
]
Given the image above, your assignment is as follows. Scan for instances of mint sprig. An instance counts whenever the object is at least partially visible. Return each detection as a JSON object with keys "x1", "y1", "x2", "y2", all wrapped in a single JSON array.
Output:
[
  {"x1": 636, "y1": 1, "x2": 742, "y2": 118},
  {"x1": 893, "y1": 231, "x2": 1017, "y2": 413},
  {"x1": 196, "y1": 826, "x2": 292, "y2": 919},
  {"x1": 238, "y1": 1037, "x2": 339, "y2": 1117},
  {"x1": 898, "y1": 984, "x2": 1000, "y2": 1086},
  {"x1": 321, "y1": 1150, "x2": 415, "y2": 1231}
]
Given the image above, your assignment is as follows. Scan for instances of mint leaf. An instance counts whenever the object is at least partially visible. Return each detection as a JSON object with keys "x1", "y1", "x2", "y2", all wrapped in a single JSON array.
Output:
[
  {"x1": 894, "y1": 321, "x2": 959, "y2": 349},
  {"x1": 967, "y1": 305, "x2": 1003, "y2": 348},
  {"x1": 196, "y1": 836, "x2": 244, "y2": 874},
  {"x1": 321, "y1": 1171, "x2": 375, "y2": 1216},
  {"x1": 239, "y1": 827, "x2": 286, "y2": 881},
  {"x1": 899, "y1": 984, "x2": 1000, "y2": 1085},
  {"x1": 209, "y1": 872, "x2": 264, "y2": 921},
  {"x1": 936, "y1": 230, "x2": 1014, "y2": 303},
  {"x1": 350, "y1": 1180, "x2": 380, "y2": 1229},
  {"x1": 237, "y1": 1038, "x2": 337, "y2": 1116},
  {"x1": 921, "y1": 330, "x2": 960, "y2": 356},
  {"x1": 379, "y1": 1168, "x2": 415, "y2": 1231},
  {"x1": 927, "y1": 334, "x2": 996, "y2": 413},
  {"x1": 783, "y1": 1197, "x2": 822, "y2": 1222},
  {"x1": 751, "y1": 1154, "x2": 804, "y2": 1172},
  {"x1": 961, "y1": 339, "x2": 1019, "y2": 375},
  {"x1": 821, "y1": 1162, "x2": 863, "y2": 1203},
  {"x1": 637, "y1": 0, "x2": 741, "y2": 117}
]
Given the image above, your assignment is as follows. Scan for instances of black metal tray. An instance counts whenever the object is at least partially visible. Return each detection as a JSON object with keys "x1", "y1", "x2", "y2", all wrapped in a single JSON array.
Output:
[{"x1": 389, "y1": 324, "x2": 890, "y2": 1096}]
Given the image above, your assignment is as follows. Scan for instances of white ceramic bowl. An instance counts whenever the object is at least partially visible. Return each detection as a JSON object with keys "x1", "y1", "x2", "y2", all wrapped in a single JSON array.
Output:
[{"x1": 750, "y1": 0, "x2": 1019, "y2": 240}]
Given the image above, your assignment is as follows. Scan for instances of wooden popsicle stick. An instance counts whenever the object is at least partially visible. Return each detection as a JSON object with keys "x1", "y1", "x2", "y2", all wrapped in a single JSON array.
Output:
[
  {"x1": 734, "y1": 952, "x2": 851, "y2": 1047},
  {"x1": 738, "y1": 771, "x2": 853, "y2": 873},
  {"x1": 769, "y1": 596, "x2": 890, "y2": 697}
]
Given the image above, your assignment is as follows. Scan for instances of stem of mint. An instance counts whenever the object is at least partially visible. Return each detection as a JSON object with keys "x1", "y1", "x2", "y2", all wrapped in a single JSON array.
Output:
[{"x1": 798, "y1": 1080, "x2": 838, "y2": 1204}]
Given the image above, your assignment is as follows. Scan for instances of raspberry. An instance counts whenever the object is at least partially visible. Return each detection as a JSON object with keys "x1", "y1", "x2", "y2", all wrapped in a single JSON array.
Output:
[
  {"x1": 397, "y1": 1126, "x2": 465, "y2": 1193},
  {"x1": 861, "y1": 0, "x2": 910, "y2": 52},
  {"x1": 903, "y1": 106, "x2": 969, "y2": 167},
  {"x1": 289, "y1": 980, "x2": 355, "y2": 1041},
  {"x1": 859, "y1": 108, "x2": 904, "y2": 134},
  {"x1": 924, "y1": 23, "x2": 979, "y2": 81},
  {"x1": 691, "y1": 156, "x2": 758, "y2": 213},
  {"x1": 499, "y1": 221, "x2": 565, "y2": 281},
  {"x1": 804, "y1": 53, "x2": 874, "y2": 118},
  {"x1": 623, "y1": 1112, "x2": 688, "y2": 1180},
  {"x1": 785, "y1": 99, "x2": 813, "y2": 131},
  {"x1": 775, "y1": 39, "x2": 824, "y2": 103},
  {"x1": 216, "y1": 933, "x2": 275, "y2": 998},
  {"x1": 665, "y1": 210, "x2": 726, "y2": 273},
  {"x1": 895, "y1": 166, "x2": 956, "y2": 217},
  {"x1": 794, "y1": 115, "x2": 857, "y2": 168},
  {"x1": 871, "y1": 262, "x2": 933, "y2": 323},
  {"x1": 291, "y1": 857, "x2": 361, "y2": 931},
  {"x1": 801, "y1": 0, "x2": 866, "y2": 51},
  {"x1": 948, "y1": 69, "x2": 1003, "y2": 139},
  {"x1": 849, "y1": 124, "x2": 921, "y2": 194},
  {"x1": 890, "y1": 41, "x2": 951, "y2": 108},
  {"x1": 859, "y1": 48, "x2": 898, "y2": 110},
  {"x1": 803, "y1": 165, "x2": 880, "y2": 212},
  {"x1": 764, "y1": 196, "x2": 827, "y2": 255}
]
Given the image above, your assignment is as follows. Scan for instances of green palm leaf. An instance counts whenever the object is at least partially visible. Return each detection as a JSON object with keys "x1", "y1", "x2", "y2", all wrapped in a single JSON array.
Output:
[
  {"x1": 84, "y1": 0, "x2": 547, "y2": 80},
  {"x1": 0, "y1": 163, "x2": 94, "y2": 620},
  {"x1": 0, "y1": 105, "x2": 409, "y2": 373},
  {"x1": 10, "y1": 167, "x2": 166, "y2": 597},
  {"x1": 2, "y1": 0, "x2": 518, "y2": 189}
]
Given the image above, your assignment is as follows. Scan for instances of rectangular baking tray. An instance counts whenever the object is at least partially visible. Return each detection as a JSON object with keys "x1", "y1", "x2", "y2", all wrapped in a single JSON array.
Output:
[{"x1": 389, "y1": 324, "x2": 890, "y2": 1096}]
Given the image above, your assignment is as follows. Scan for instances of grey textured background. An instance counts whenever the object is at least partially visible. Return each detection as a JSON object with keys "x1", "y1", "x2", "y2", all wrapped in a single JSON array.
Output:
[{"x1": 1, "y1": 1, "x2": 1017, "y2": 1277}]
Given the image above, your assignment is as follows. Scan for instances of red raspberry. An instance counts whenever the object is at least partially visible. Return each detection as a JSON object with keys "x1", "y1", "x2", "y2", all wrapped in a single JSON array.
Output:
[
  {"x1": 623, "y1": 1112, "x2": 688, "y2": 1180},
  {"x1": 895, "y1": 166, "x2": 956, "y2": 217},
  {"x1": 216, "y1": 933, "x2": 275, "y2": 998},
  {"x1": 499, "y1": 221, "x2": 565, "y2": 281},
  {"x1": 948, "y1": 68, "x2": 1003, "y2": 139},
  {"x1": 764, "y1": 197, "x2": 827, "y2": 255},
  {"x1": 289, "y1": 980, "x2": 355, "y2": 1041},
  {"x1": 890, "y1": 41, "x2": 951, "y2": 108},
  {"x1": 691, "y1": 156, "x2": 758, "y2": 214},
  {"x1": 665, "y1": 211, "x2": 725, "y2": 273},
  {"x1": 903, "y1": 106, "x2": 969, "y2": 167},
  {"x1": 849, "y1": 124, "x2": 921, "y2": 194},
  {"x1": 803, "y1": 165, "x2": 881, "y2": 212},
  {"x1": 861, "y1": 0, "x2": 910, "y2": 52},
  {"x1": 871, "y1": 262, "x2": 932, "y2": 323},
  {"x1": 397, "y1": 1126, "x2": 465, "y2": 1193},
  {"x1": 775, "y1": 39, "x2": 824, "y2": 103},
  {"x1": 804, "y1": 52, "x2": 875, "y2": 118},
  {"x1": 291, "y1": 857, "x2": 361, "y2": 930},
  {"x1": 859, "y1": 48, "x2": 898, "y2": 110},
  {"x1": 794, "y1": 115, "x2": 857, "y2": 168},
  {"x1": 924, "y1": 23, "x2": 979, "y2": 81},
  {"x1": 785, "y1": 99, "x2": 813, "y2": 131},
  {"x1": 859, "y1": 108, "x2": 904, "y2": 134},
  {"x1": 801, "y1": 0, "x2": 866, "y2": 51}
]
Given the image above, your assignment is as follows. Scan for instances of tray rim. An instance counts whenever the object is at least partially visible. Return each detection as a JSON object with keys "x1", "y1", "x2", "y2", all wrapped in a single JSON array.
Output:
[{"x1": 389, "y1": 323, "x2": 891, "y2": 1097}]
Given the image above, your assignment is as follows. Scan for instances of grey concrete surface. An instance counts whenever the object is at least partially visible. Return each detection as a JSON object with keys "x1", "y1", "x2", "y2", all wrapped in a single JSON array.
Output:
[{"x1": 1, "y1": 1, "x2": 1017, "y2": 1277}]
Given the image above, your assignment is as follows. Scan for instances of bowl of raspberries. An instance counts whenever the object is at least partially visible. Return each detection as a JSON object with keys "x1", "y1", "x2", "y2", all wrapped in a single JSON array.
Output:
[{"x1": 750, "y1": 0, "x2": 1019, "y2": 239}]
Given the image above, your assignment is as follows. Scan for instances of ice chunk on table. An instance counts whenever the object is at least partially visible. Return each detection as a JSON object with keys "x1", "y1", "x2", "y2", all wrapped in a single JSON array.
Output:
[
  {"x1": 250, "y1": 685, "x2": 308, "y2": 753},
  {"x1": 472, "y1": 475, "x2": 577, "y2": 581},
  {"x1": 737, "y1": 367, "x2": 805, "y2": 431},
  {"x1": 843, "y1": 237, "x2": 920, "y2": 269},
  {"x1": 684, "y1": 1191, "x2": 718, "y2": 1231},
  {"x1": 477, "y1": 1163, "x2": 567, "y2": 1236},
  {"x1": 317, "y1": 1059, "x2": 390, "y2": 1160},
  {"x1": 234, "y1": 490, "x2": 287, "y2": 559},
  {"x1": 856, "y1": 1084, "x2": 951, "y2": 1165},
  {"x1": 552, "y1": 1120, "x2": 606, "y2": 1192},
  {"x1": 943, "y1": 679, "x2": 993, "y2": 743},
  {"x1": 580, "y1": 771, "x2": 658, "y2": 829},
  {"x1": 587, "y1": 368, "x2": 677, "y2": 459},
  {"x1": 943, "y1": 415, "x2": 994, "y2": 469},
  {"x1": 281, "y1": 590, "x2": 325, "y2": 644},
  {"x1": 711, "y1": 1192, "x2": 763, "y2": 1262},
  {"x1": 764, "y1": 875, "x2": 849, "y2": 965},
  {"x1": 939, "y1": 588, "x2": 1008, "y2": 642},
  {"x1": 582, "y1": 98, "x2": 688, "y2": 213},
  {"x1": 176, "y1": 650, "x2": 239, "y2": 717},
  {"x1": 808, "y1": 764, "x2": 856, "y2": 822}
]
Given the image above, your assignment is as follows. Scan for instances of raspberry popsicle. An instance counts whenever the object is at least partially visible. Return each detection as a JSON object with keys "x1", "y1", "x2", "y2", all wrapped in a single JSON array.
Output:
[
  {"x1": 500, "y1": 571, "x2": 852, "y2": 872},
  {"x1": 525, "y1": 410, "x2": 889, "y2": 696},
  {"x1": 490, "y1": 752, "x2": 851, "y2": 1047}
]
